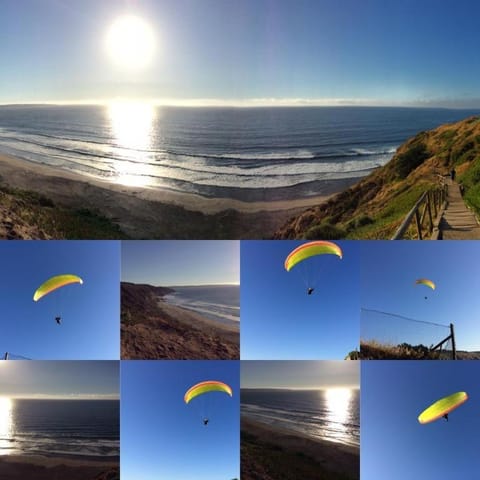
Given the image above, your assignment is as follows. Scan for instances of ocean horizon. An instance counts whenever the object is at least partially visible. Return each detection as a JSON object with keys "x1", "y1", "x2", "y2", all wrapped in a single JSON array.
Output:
[
  {"x1": 0, "y1": 399, "x2": 119, "y2": 459},
  {"x1": 0, "y1": 105, "x2": 478, "y2": 204}
]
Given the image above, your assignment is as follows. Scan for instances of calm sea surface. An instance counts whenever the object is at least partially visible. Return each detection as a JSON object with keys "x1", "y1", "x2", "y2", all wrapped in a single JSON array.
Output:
[
  {"x1": 0, "y1": 399, "x2": 119, "y2": 458},
  {"x1": 164, "y1": 285, "x2": 239, "y2": 326},
  {"x1": 0, "y1": 105, "x2": 477, "y2": 202},
  {"x1": 241, "y1": 388, "x2": 359, "y2": 448}
]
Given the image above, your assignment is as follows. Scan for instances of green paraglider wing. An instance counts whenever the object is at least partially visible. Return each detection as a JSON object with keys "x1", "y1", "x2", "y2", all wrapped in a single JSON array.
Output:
[
  {"x1": 418, "y1": 391, "x2": 467, "y2": 424},
  {"x1": 415, "y1": 278, "x2": 435, "y2": 290},
  {"x1": 33, "y1": 274, "x2": 83, "y2": 302},
  {"x1": 284, "y1": 241, "x2": 342, "y2": 272},
  {"x1": 184, "y1": 380, "x2": 232, "y2": 404}
]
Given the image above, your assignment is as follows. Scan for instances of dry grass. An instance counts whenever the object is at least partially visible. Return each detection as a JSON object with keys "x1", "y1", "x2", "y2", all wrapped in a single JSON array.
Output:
[
  {"x1": 275, "y1": 116, "x2": 480, "y2": 239},
  {"x1": 360, "y1": 340, "x2": 447, "y2": 360}
]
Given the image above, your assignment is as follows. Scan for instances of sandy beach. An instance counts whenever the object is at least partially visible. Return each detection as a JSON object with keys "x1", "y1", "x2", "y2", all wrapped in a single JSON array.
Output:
[
  {"x1": 0, "y1": 152, "x2": 354, "y2": 239},
  {"x1": 241, "y1": 417, "x2": 359, "y2": 480},
  {"x1": 121, "y1": 283, "x2": 239, "y2": 359},
  {"x1": 0, "y1": 455, "x2": 119, "y2": 480}
]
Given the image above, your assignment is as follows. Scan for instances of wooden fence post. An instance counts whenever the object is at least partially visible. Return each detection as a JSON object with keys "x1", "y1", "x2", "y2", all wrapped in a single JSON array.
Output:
[{"x1": 450, "y1": 323, "x2": 456, "y2": 360}]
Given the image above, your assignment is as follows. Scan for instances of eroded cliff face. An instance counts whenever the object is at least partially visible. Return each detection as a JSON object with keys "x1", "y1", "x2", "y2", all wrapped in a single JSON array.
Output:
[
  {"x1": 120, "y1": 282, "x2": 239, "y2": 360},
  {"x1": 274, "y1": 116, "x2": 480, "y2": 239}
]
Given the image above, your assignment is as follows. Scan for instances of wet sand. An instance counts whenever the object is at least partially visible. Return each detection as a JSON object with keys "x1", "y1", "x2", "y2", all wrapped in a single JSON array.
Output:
[
  {"x1": 0, "y1": 455, "x2": 119, "y2": 480},
  {"x1": 241, "y1": 418, "x2": 359, "y2": 480},
  {"x1": 0, "y1": 152, "x2": 354, "y2": 238},
  {"x1": 0, "y1": 153, "x2": 334, "y2": 213}
]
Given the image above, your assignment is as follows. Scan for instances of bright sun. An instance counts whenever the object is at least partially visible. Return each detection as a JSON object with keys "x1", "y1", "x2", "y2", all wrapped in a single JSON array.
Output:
[{"x1": 105, "y1": 15, "x2": 155, "y2": 69}]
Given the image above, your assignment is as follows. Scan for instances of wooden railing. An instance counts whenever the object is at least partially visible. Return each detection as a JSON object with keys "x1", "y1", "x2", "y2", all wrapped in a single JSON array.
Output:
[{"x1": 391, "y1": 184, "x2": 448, "y2": 239}]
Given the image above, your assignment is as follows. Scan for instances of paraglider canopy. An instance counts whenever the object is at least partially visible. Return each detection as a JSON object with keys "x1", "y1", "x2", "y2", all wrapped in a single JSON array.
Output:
[
  {"x1": 33, "y1": 274, "x2": 83, "y2": 302},
  {"x1": 184, "y1": 380, "x2": 233, "y2": 404},
  {"x1": 418, "y1": 391, "x2": 468, "y2": 424},
  {"x1": 284, "y1": 241, "x2": 342, "y2": 272},
  {"x1": 415, "y1": 278, "x2": 435, "y2": 290}
]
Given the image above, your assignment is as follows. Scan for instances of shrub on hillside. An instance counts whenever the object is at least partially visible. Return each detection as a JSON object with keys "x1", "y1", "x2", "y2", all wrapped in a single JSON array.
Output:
[
  {"x1": 394, "y1": 142, "x2": 429, "y2": 179},
  {"x1": 304, "y1": 222, "x2": 346, "y2": 239}
]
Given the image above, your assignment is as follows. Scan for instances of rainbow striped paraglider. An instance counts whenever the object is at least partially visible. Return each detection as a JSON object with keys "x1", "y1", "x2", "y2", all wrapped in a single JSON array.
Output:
[
  {"x1": 284, "y1": 241, "x2": 343, "y2": 272},
  {"x1": 33, "y1": 274, "x2": 83, "y2": 302},
  {"x1": 284, "y1": 241, "x2": 342, "y2": 295},
  {"x1": 184, "y1": 381, "x2": 233, "y2": 404},
  {"x1": 418, "y1": 391, "x2": 468, "y2": 424},
  {"x1": 184, "y1": 380, "x2": 233, "y2": 426},
  {"x1": 415, "y1": 278, "x2": 435, "y2": 299},
  {"x1": 415, "y1": 278, "x2": 435, "y2": 290},
  {"x1": 33, "y1": 274, "x2": 83, "y2": 324}
]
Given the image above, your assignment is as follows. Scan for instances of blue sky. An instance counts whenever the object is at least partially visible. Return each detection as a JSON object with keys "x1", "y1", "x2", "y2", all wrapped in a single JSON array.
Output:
[
  {"x1": 241, "y1": 241, "x2": 359, "y2": 360},
  {"x1": 0, "y1": 241, "x2": 119, "y2": 360},
  {"x1": 0, "y1": 361, "x2": 119, "y2": 398},
  {"x1": 2, "y1": 0, "x2": 480, "y2": 106},
  {"x1": 360, "y1": 241, "x2": 480, "y2": 351},
  {"x1": 362, "y1": 361, "x2": 480, "y2": 479},
  {"x1": 121, "y1": 240, "x2": 239, "y2": 286},
  {"x1": 241, "y1": 361, "x2": 359, "y2": 389},
  {"x1": 121, "y1": 360, "x2": 239, "y2": 480}
]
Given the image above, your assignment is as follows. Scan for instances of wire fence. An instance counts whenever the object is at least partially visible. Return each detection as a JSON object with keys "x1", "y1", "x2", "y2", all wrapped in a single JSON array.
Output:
[
  {"x1": 360, "y1": 308, "x2": 454, "y2": 359},
  {"x1": 3, "y1": 352, "x2": 32, "y2": 360}
]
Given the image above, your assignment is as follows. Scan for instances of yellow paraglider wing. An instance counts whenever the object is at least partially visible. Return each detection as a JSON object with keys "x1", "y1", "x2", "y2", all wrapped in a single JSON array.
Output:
[
  {"x1": 184, "y1": 381, "x2": 233, "y2": 404},
  {"x1": 415, "y1": 278, "x2": 435, "y2": 290},
  {"x1": 284, "y1": 241, "x2": 342, "y2": 272},
  {"x1": 33, "y1": 274, "x2": 83, "y2": 302},
  {"x1": 418, "y1": 391, "x2": 468, "y2": 424}
]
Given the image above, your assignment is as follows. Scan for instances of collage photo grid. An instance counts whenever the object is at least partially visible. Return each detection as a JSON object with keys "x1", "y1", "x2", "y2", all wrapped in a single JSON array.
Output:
[
  {"x1": 2, "y1": 1, "x2": 480, "y2": 479},
  {"x1": 2, "y1": 240, "x2": 480, "y2": 480}
]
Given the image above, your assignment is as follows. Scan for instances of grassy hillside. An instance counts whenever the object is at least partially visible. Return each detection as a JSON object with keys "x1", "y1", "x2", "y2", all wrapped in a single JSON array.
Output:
[
  {"x1": 274, "y1": 116, "x2": 480, "y2": 239},
  {"x1": 0, "y1": 180, "x2": 128, "y2": 239}
]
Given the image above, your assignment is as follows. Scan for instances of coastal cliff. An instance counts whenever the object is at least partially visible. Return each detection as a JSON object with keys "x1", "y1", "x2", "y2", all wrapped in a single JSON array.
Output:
[
  {"x1": 121, "y1": 282, "x2": 240, "y2": 360},
  {"x1": 274, "y1": 116, "x2": 480, "y2": 239}
]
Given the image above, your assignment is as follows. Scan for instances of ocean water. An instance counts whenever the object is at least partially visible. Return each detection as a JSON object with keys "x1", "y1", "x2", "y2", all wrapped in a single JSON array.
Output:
[
  {"x1": 0, "y1": 105, "x2": 478, "y2": 202},
  {"x1": 0, "y1": 399, "x2": 119, "y2": 458},
  {"x1": 241, "y1": 388, "x2": 360, "y2": 448},
  {"x1": 163, "y1": 285, "x2": 240, "y2": 326}
]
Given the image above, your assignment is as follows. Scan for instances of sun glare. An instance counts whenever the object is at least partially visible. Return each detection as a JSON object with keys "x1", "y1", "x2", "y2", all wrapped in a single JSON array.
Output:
[
  {"x1": 105, "y1": 15, "x2": 155, "y2": 69},
  {"x1": 0, "y1": 397, "x2": 13, "y2": 452},
  {"x1": 108, "y1": 101, "x2": 157, "y2": 187},
  {"x1": 325, "y1": 388, "x2": 352, "y2": 425}
]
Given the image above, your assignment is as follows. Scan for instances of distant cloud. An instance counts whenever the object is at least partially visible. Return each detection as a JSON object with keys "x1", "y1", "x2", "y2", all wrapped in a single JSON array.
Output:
[
  {"x1": 2, "y1": 97, "x2": 480, "y2": 109},
  {"x1": 10, "y1": 393, "x2": 119, "y2": 400},
  {"x1": 408, "y1": 98, "x2": 480, "y2": 109}
]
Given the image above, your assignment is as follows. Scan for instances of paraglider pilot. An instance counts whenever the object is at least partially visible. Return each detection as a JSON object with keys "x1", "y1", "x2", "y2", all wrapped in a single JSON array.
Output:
[
  {"x1": 307, "y1": 287, "x2": 314, "y2": 295},
  {"x1": 55, "y1": 316, "x2": 62, "y2": 325},
  {"x1": 203, "y1": 418, "x2": 209, "y2": 426},
  {"x1": 443, "y1": 414, "x2": 448, "y2": 422}
]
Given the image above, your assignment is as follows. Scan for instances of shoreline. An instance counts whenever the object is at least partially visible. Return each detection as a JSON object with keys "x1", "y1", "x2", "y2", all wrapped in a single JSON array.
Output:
[
  {"x1": 0, "y1": 455, "x2": 119, "y2": 467},
  {"x1": 158, "y1": 299, "x2": 239, "y2": 334},
  {"x1": 242, "y1": 415, "x2": 358, "y2": 451},
  {"x1": 162, "y1": 294, "x2": 239, "y2": 328},
  {"x1": 0, "y1": 152, "x2": 342, "y2": 214},
  {"x1": 242, "y1": 416, "x2": 359, "y2": 456},
  {"x1": 241, "y1": 417, "x2": 359, "y2": 480},
  {"x1": 0, "y1": 151, "x2": 356, "y2": 238}
]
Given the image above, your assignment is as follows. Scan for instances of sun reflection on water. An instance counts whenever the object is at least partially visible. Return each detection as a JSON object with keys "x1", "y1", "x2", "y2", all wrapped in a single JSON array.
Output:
[
  {"x1": 324, "y1": 388, "x2": 352, "y2": 441},
  {"x1": 107, "y1": 102, "x2": 157, "y2": 187},
  {"x1": 0, "y1": 397, "x2": 13, "y2": 454}
]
